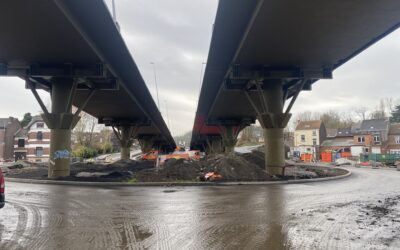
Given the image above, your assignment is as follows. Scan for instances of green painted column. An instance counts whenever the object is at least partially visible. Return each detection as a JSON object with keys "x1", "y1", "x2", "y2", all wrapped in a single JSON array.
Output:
[
  {"x1": 120, "y1": 126, "x2": 133, "y2": 160},
  {"x1": 49, "y1": 129, "x2": 71, "y2": 177},
  {"x1": 139, "y1": 137, "x2": 154, "y2": 154},
  {"x1": 48, "y1": 78, "x2": 74, "y2": 178},
  {"x1": 222, "y1": 126, "x2": 237, "y2": 154},
  {"x1": 264, "y1": 127, "x2": 285, "y2": 175},
  {"x1": 260, "y1": 81, "x2": 287, "y2": 176},
  {"x1": 211, "y1": 138, "x2": 223, "y2": 154}
]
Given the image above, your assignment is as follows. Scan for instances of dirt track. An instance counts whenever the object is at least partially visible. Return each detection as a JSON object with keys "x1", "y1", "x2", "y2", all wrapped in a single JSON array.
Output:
[{"x1": 1, "y1": 166, "x2": 399, "y2": 249}]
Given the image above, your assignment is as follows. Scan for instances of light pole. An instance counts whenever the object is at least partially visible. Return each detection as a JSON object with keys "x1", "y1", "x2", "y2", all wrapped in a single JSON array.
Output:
[
  {"x1": 164, "y1": 99, "x2": 171, "y2": 130},
  {"x1": 150, "y1": 62, "x2": 161, "y2": 110},
  {"x1": 198, "y1": 62, "x2": 206, "y2": 103},
  {"x1": 111, "y1": 0, "x2": 117, "y2": 22}
]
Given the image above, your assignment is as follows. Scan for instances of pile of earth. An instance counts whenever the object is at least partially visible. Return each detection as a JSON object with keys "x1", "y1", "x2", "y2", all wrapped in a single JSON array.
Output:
[
  {"x1": 2, "y1": 160, "x2": 155, "y2": 182},
  {"x1": 2, "y1": 149, "x2": 348, "y2": 182},
  {"x1": 135, "y1": 153, "x2": 271, "y2": 182}
]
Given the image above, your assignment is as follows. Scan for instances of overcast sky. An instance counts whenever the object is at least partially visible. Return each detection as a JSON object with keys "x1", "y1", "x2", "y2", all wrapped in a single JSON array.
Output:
[{"x1": 0, "y1": 0, "x2": 399, "y2": 137}]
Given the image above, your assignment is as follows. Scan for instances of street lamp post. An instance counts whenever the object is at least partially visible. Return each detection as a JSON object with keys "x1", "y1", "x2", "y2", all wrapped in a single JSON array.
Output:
[
  {"x1": 198, "y1": 62, "x2": 206, "y2": 103},
  {"x1": 164, "y1": 99, "x2": 171, "y2": 130},
  {"x1": 199, "y1": 62, "x2": 206, "y2": 94},
  {"x1": 150, "y1": 62, "x2": 161, "y2": 110},
  {"x1": 111, "y1": 0, "x2": 117, "y2": 22}
]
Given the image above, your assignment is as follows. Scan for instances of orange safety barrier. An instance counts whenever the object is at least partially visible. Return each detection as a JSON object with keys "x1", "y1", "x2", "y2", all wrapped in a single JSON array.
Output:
[
  {"x1": 166, "y1": 153, "x2": 190, "y2": 160},
  {"x1": 320, "y1": 152, "x2": 332, "y2": 163},
  {"x1": 301, "y1": 153, "x2": 313, "y2": 162},
  {"x1": 340, "y1": 152, "x2": 352, "y2": 158}
]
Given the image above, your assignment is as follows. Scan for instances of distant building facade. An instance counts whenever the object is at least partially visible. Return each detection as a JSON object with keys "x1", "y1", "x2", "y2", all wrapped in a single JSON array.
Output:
[
  {"x1": 0, "y1": 117, "x2": 21, "y2": 161},
  {"x1": 14, "y1": 116, "x2": 50, "y2": 162},
  {"x1": 351, "y1": 119, "x2": 389, "y2": 156},
  {"x1": 293, "y1": 120, "x2": 327, "y2": 160},
  {"x1": 385, "y1": 123, "x2": 400, "y2": 154},
  {"x1": 320, "y1": 128, "x2": 353, "y2": 154}
]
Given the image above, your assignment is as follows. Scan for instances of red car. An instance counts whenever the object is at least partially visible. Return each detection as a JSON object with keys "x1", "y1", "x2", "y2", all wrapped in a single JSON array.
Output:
[{"x1": 0, "y1": 170, "x2": 4, "y2": 208}]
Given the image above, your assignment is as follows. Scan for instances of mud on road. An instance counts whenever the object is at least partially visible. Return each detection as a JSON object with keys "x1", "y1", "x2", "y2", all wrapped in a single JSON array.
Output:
[{"x1": 0, "y1": 167, "x2": 399, "y2": 249}]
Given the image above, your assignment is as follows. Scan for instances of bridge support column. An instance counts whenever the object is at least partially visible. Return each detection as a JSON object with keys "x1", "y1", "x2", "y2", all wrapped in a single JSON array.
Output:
[
  {"x1": 211, "y1": 138, "x2": 223, "y2": 154},
  {"x1": 29, "y1": 77, "x2": 95, "y2": 178},
  {"x1": 204, "y1": 136, "x2": 223, "y2": 155},
  {"x1": 112, "y1": 126, "x2": 139, "y2": 160},
  {"x1": 256, "y1": 81, "x2": 291, "y2": 176},
  {"x1": 220, "y1": 126, "x2": 239, "y2": 154},
  {"x1": 138, "y1": 136, "x2": 155, "y2": 154}
]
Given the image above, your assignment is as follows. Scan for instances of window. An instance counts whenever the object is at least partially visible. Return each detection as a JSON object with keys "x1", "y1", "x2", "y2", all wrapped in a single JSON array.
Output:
[
  {"x1": 301, "y1": 135, "x2": 305, "y2": 142},
  {"x1": 357, "y1": 137, "x2": 365, "y2": 143},
  {"x1": 373, "y1": 135, "x2": 380, "y2": 142},
  {"x1": 17, "y1": 139, "x2": 25, "y2": 147},
  {"x1": 364, "y1": 147, "x2": 369, "y2": 153},
  {"x1": 396, "y1": 136, "x2": 400, "y2": 144},
  {"x1": 312, "y1": 138, "x2": 317, "y2": 146},
  {"x1": 37, "y1": 123, "x2": 44, "y2": 128},
  {"x1": 36, "y1": 147, "x2": 43, "y2": 157},
  {"x1": 312, "y1": 130, "x2": 317, "y2": 136},
  {"x1": 36, "y1": 131, "x2": 43, "y2": 140}
]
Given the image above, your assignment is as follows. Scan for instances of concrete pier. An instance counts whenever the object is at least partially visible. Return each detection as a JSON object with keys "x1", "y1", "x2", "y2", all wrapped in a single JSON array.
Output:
[{"x1": 258, "y1": 81, "x2": 290, "y2": 176}]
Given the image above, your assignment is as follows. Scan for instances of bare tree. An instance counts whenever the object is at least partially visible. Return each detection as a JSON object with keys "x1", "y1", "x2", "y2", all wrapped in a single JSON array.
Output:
[
  {"x1": 369, "y1": 110, "x2": 386, "y2": 120},
  {"x1": 354, "y1": 106, "x2": 368, "y2": 121},
  {"x1": 73, "y1": 112, "x2": 100, "y2": 146}
]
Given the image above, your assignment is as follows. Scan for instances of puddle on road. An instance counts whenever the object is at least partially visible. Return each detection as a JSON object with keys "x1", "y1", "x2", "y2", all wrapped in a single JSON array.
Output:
[{"x1": 162, "y1": 189, "x2": 180, "y2": 193}]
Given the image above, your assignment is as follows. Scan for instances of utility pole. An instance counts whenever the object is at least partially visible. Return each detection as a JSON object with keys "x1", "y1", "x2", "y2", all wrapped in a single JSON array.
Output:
[
  {"x1": 164, "y1": 99, "x2": 171, "y2": 133},
  {"x1": 110, "y1": 0, "x2": 120, "y2": 31},
  {"x1": 111, "y1": 0, "x2": 117, "y2": 22},
  {"x1": 198, "y1": 62, "x2": 206, "y2": 104},
  {"x1": 150, "y1": 62, "x2": 161, "y2": 110}
]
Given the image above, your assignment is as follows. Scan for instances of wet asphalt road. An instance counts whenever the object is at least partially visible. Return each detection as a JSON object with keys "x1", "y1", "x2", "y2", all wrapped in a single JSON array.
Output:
[{"x1": 0, "y1": 167, "x2": 400, "y2": 250}]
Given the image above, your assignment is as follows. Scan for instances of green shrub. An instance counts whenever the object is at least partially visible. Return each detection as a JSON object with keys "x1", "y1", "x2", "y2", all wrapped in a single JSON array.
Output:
[
  {"x1": 94, "y1": 142, "x2": 113, "y2": 155},
  {"x1": 72, "y1": 145, "x2": 98, "y2": 159}
]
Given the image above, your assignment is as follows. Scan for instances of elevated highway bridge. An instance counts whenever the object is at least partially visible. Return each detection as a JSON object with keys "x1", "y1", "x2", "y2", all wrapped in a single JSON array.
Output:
[
  {"x1": 0, "y1": 0, "x2": 175, "y2": 177},
  {"x1": 191, "y1": 0, "x2": 400, "y2": 175}
]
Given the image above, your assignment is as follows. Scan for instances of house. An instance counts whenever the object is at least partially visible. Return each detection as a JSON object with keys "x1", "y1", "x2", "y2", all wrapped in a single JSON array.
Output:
[
  {"x1": 326, "y1": 128, "x2": 338, "y2": 139},
  {"x1": 0, "y1": 117, "x2": 21, "y2": 162},
  {"x1": 320, "y1": 127, "x2": 353, "y2": 154},
  {"x1": 14, "y1": 116, "x2": 50, "y2": 162},
  {"x1": 336, "y1": 128, "x2": 353, "y2": 138},
  {"x1": 385, "y1": 123, "x2": 400, "y2": 154},
  {"x1": 293, "y1": 120, "x2": 327, "y2": 159},
  {"x1": 351, "y1": 119, "x2": 389, "y2": 156}
]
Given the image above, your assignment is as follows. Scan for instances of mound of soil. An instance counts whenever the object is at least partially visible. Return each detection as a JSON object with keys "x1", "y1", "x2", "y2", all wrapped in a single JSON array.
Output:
[
  {"x1": 3, "y1": 160, "x2": 155, "y2": 182},
  {"x1": 2, "y1": 149, "x2": 348, "y2": 183},
  {"x1": 134, "y1": 153, "x2": 272, "y2": 182},
  {"x1": 135, "y1": 158, "x2": 201, "y2": 182},
  {"x1": 200, "y1": 154, "x2": 270, "y2": 181}
]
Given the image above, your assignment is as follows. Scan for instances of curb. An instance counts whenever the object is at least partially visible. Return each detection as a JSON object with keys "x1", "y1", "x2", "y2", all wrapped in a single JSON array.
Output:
[{"x1": 5, "y1": 168, "x2": 352, "y2": 187}]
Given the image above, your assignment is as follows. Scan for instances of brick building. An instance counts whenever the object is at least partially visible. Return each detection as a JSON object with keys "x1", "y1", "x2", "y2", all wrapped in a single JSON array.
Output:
[
  {"x1": 351, "y1": 119, "x2": 389, "y2": 155},
  {"x1": 385, "y1": 123, "x2": 400, "y2": 154},
  {"x1": 14, "y1": 116, "x2": 50, "y2": 162},
  {"x1": 0, "y1": 117, "x2": 21, "y2": 162}
]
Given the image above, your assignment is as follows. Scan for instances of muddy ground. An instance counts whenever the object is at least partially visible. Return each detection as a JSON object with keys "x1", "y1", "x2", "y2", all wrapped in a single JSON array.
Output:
[
  {"x1": 1, "y1": 151, "x2": 347, "y2": 182},
  {"x1": 2, "y1": 167, "x2": 399, "y2": 249}
]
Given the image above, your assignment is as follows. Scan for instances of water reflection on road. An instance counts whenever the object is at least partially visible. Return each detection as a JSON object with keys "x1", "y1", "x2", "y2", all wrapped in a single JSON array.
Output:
[{"x1": 1, "y1": 167, "x2": 400, "y2": 249}]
